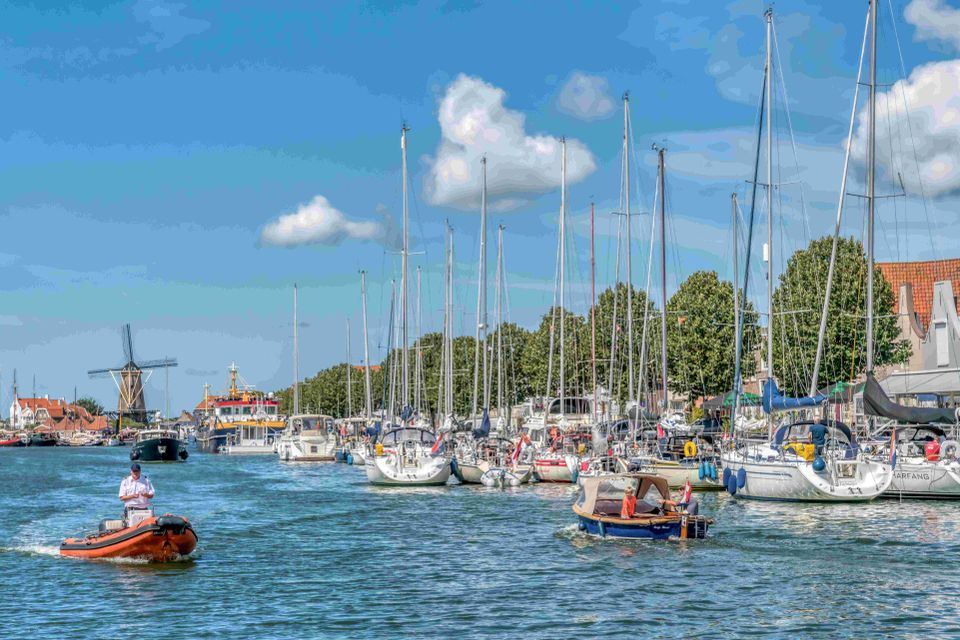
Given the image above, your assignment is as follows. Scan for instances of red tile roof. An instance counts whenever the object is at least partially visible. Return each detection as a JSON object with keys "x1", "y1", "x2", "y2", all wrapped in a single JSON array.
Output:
[{"x1": 878, "y1": 258, "x2": 960, "y2": 330}]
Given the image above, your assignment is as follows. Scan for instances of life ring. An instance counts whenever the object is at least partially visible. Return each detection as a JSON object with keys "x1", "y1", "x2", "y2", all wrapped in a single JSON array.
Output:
[
  {"x1": 941, "y1": 440, "x2": 959, "y2": 460},
  {"x1": 683, "y1": 441, "x2": 698, "y2": 458}
]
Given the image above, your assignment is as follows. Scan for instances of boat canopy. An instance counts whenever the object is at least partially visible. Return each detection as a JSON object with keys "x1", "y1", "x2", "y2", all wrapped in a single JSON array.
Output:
[
  {"x1": 773, "y1": 420, "x2": 855, "y2": 447},
  {"x1": 575, "y1": 474, "x2": 670, "y2": 515},
  {"x1": 762, "y1": 379, "x2": 828, "y2": 414},
  {"x1": 380, "y1": 427, "x2": 436, "y2": 446},
  {"x1": 863, "y1": 372, "x2": 959, "y2": 425},
  {"x1": 878, "y1": 425, "x2": 946, "y2": 442}
]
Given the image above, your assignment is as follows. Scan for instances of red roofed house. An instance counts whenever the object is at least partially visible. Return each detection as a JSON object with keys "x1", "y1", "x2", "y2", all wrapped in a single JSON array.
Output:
[
  {"x1": 10, "y1": 395, "x2": 108, "y2": 433},
  {"x1": 876, "y1": 258, "x2": 960, "y2": 401}
]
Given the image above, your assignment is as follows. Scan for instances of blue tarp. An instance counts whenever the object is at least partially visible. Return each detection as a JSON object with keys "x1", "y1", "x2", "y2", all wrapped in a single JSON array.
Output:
[
  {"x1": 472, "y1": 409, "x2": 491, "y2": 439},
  {"x1": 762, "y1": 379, "x2": 828, "y2": 414}
]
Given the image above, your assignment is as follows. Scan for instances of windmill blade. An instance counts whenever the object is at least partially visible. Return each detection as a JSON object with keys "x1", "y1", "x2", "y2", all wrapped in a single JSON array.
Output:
[
  {"x1": 122, "y1": 324, "x2": 134, "y2": 364},
  {"x1": 139, "y1": 358, "x2": 178, "y2": 370},
  {"x1": 87, "y1": 368, "x2": 117, "y2": 377}
]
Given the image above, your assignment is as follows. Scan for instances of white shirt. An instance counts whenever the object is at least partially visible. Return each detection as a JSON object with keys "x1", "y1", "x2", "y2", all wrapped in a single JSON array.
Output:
[{"x1": 119, "y1": 474, "x2": 154, "y2": 509}]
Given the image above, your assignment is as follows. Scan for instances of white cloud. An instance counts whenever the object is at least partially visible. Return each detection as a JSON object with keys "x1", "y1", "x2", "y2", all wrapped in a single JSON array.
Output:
[
  {"x1": 425, "y1": 74, "x2": 597, "y2": 210},
  {"x1": 556, "y1": 72, "x2": 616, "y2": 120},
  {"x1": 260, "y1": 195, "x2": 389, "y2": 247},
  {"x1": 852, "y1": 59, "x2": 960, "y2": 197},
  {"x1": 133, "y1": 0, "x2": 210, "y2": 51},
  {"x1": 906, "y1": 0, "x2": 960, "y2": 51}
]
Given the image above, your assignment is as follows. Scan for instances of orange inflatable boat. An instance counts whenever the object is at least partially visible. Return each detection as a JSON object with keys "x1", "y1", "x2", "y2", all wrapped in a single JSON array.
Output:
[{"x1": 60, "y1": 513, "x2": 197, "y2": 562}]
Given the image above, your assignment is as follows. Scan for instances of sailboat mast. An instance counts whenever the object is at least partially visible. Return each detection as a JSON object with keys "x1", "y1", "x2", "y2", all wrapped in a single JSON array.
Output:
[
  {"x1": 415, "y1": 266, "x2": 422, "y2": 414},
  {"x1": 293, "y1": 283, "x2": 300, "y2": 416},
  {"x1": 559, "y1": 138, "x2": 567, "y2": 421},
  {"x1": 658, "y1": 148, "x2": 668, "y2": 414},
  {"x1": 624, "y1": 94, "x2": 634, "y2": 405},
  {"x1": 445, "y1": 223, "x2": 455, "y2": 416},
  {"x1": 495, "y1": 224, "x2": 505, "y2": 417},
  {"x1": 472, "y1": 157, "x2": 489, "y2": 419},
  {"x1": 591, "y1": 202, "x2": 597, "y2": 422},
  {"x1": 360, "y1": 270, "x2": 372, "y2": 421},
  {"x1": 732, "y1": 193, "x2": 740, "y2": 358},
  {"x1": 866, "y1": 0, "x2": 877, "y2": 374},
  {"x1": 400, "y1": 126, "x2": 410, "y2": 412},
  {"x1": 765, "y1": 8, "x2": 774, "y2": 440},
  {"x1": 346, "y1": 319, "x2": 353, "y2": 418}
]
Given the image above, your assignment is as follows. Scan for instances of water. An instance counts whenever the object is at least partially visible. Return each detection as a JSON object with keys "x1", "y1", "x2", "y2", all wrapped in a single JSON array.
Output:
[{"x1": 1, "y1": 447, "x2": 958, "y2": 639}]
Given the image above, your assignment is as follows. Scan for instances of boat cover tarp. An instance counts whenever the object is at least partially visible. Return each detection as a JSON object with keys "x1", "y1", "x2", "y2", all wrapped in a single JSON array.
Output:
[
  {"x1": 762, "y1": 379, "x2": 827, "y2": 414},
  {"x1": 863, "y1": 372, "x2": 959, "y2": 425},
  {"x1": 472, "y1": 409, "x2": 491, "y2": 439}
]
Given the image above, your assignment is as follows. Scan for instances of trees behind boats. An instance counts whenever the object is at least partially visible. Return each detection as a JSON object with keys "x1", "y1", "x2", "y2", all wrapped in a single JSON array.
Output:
[
  {"x1": 771, "y1": 236, "x2": 910, "y2": 397},
  {"x1": 666, "y1": 271, "x2": 760, "y2": 402}
]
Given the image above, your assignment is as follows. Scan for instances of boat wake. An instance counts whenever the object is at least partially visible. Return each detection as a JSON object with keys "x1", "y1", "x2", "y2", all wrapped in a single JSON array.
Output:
[{"x1": 0, "y1": 543, "x2": 60, "y2": 558}]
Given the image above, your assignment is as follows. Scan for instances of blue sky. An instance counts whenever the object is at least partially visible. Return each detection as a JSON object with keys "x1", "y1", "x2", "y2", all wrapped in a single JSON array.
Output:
[{"x1": 2, "y1": 0, "x2": 959, "y2": 414}]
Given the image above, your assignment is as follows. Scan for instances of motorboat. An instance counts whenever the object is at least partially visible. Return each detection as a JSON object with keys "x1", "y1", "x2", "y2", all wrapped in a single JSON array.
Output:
[
  {"x1": 29, "y1": 432, "x2": 58, "y2": 447},
  {"x1": 276, "y1": 414, "x2": 338, "y2": 462},
  {"x1": 195, "y1": 364, "x2": 284, "y2": 454},
  {"x1": 865, "y1": 425, "x2": 960, "y2": 499},
  {"x1": 365, "y1": 426, "x2": 450, "y2": 486},
  {"x1": 0, "y1": 434, "x2": 26, "y2": 447},
  {"x1": 533, "y1": 425, "x2": 593, "y2": 483},
  {"x1": 721, "y1": 421, "x2": 893, "y2": 502},
  {"x1": 573, "y1": 474, "x2": 712, "y2": 540},
  {"x1": 221, "y1": 420, "x2": 278, "y2": 455},
  {"x1": 130, "y1": 429, "x2": 189, "y2": 462},
  {"x1": 60, "y1": 508, "x2": 197, "y2": 562}
]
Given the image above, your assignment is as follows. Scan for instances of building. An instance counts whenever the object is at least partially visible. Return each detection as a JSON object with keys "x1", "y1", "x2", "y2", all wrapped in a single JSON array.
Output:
[
  {"x1": 875, "y1": 258, "x2": 960, "y2": 406},
  {"x1": 10, "y1": 395, "x2": 108, "y2": 432}
]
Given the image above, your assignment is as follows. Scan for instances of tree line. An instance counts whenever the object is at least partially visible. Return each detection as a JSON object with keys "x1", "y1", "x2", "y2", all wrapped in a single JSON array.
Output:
[{"x1": 276, "y1": 237, "x2": 908, "y2": 417}]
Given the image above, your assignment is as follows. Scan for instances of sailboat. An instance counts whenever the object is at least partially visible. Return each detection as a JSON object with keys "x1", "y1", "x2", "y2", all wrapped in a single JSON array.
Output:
[
  {"x1": 348, "y1": 270, "x2": 376, "y2": 466},
  {"x1": 720, "y1": 6, "x2": 892, "y2": 501},
  {"x1": 365, "y1": 126, "x2": 451, "y2": 486}
]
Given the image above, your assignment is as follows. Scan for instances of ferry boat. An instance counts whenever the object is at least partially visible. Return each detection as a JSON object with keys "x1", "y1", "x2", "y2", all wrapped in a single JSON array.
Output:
[{"x1": 195, "y1": 364, "x2": 283, "y2": 454}]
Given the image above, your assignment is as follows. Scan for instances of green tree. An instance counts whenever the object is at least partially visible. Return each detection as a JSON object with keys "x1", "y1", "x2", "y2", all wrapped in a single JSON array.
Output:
[
  {"x1": 666, "y1": 270, "x2": 760, "y2": 401},
  {"x1": 75, "y1": 396, "x2": 105, "y2": 416},
  {"x1": 521, "y1": 306, "x2": 589, "y2": 400},
  {"x1": 771, "y1": 236, "x2": 910, "y2": 396}
]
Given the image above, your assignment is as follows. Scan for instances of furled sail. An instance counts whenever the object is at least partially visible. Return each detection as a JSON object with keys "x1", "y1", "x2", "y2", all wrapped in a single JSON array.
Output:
[
  {"x1": 862, "y1": 372, "x2": 958, "y2": 425},
  {"x1": 762, "y1": 379, "x2": 827, "y2": 414},
  {"x1": 472, "y1": 409, "x2": 491, "y2": 439}
]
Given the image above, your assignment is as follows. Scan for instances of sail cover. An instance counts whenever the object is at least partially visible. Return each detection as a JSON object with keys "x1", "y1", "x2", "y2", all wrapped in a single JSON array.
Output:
[
  {"x1": 863, "y1": 372, "x2": 959, "y2": 425},
  {"x1": 472, "y1": 409, "x2": 491, "y2": 439},
  {"x1": 762, "y1": 379, "x2": 827, "y2": 414}
]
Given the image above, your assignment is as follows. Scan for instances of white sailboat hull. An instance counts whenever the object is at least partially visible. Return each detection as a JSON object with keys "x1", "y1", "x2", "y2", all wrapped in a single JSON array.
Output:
[
  {"x1": 627, "y1": 458, "x2": 723, "y2": 490},
  {"x1": 456, "y1": 460, "x2": 490, "y2": 484},
  {"x1": 721, "y1": 449, "x2": 893, "y2": 502},
  {"x1": 365, "y1": 454, "x2": 451, "y2": 486},
  {"x1": 883, "y1": 457, "x2": 960, "y2": 499},
  {"x1": 277, "y1": 434, "x2": 338, "y2": 462},
  {"x1": 533, "y1": 454, "x2": 580, "y2": 483}
]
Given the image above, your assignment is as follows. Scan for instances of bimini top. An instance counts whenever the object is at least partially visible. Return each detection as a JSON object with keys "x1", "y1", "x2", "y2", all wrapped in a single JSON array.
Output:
[
  {"x1": 763, "y1": 379, "x2": 828, "y2": 414},
  {"x1": 863, "y1": 372, "x2": 959, "y2": 425},
  {"x1": 576, "y1": 474, "x2": 670, "y2": 516},
  {"x1": 773, "y1": 420, "x2": 855, "y2": 447}
]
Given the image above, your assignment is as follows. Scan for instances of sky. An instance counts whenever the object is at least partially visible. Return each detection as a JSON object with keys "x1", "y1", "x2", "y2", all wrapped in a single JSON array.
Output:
[{"x1": 1, "y1": 0, "x2": 959, "y2": 415}]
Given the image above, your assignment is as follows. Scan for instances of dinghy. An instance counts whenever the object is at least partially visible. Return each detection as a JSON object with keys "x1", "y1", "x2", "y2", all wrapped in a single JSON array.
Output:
[{"x1": 60, "y1": 509, "x2": 197, "y2": 562}]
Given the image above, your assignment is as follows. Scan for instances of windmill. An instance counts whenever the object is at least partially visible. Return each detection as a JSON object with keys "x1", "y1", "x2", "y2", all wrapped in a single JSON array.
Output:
[{"x1": 88, "y1": 324, "x2": 177, "y2": 426}]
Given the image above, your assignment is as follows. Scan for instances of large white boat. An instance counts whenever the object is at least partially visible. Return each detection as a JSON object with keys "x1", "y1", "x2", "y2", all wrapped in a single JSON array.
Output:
[
  {"x1": 195, "y1": 364, "x2": 283, "y2": 454},
  {"x1": 365, "y1": 427, "x2": 450, "y2": 486},
  {"x1": 721, "y1": 421, "x2": 893, "y2": 501},
  {"x1": 880, "y1": 426, "x2": 960, "y2": 499},
  {"x1": 276, "y1": 415, "x2": 338, "y2": 462}
]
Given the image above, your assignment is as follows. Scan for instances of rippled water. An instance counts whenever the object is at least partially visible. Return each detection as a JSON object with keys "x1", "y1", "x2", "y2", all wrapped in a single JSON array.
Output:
[{"x1": 1, "y1": 447, "x2": 958, "y2": 639}]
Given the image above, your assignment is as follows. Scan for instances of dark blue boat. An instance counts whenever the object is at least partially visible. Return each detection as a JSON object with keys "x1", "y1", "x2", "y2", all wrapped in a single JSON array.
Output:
[{"x1": 573, "y1": 474, "x2": 712, "y2": 540}]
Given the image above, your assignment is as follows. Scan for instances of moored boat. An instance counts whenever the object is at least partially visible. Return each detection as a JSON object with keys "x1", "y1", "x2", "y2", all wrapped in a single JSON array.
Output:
[
  {"x1": 365, "y1": 426, "x2": 451, "y2": 486},
  {"x1": 60, "y1": 509, "x2": 197, "y2": 562},
  {"x1": 29, "y1": 432, "x2": 58, "y2": 447},
  {"x1": 131, "y1": 429, "x2": 189, "y2": 462},
  {"x1": 573, "y1": 474, "x2": 712, "y2": 540}
]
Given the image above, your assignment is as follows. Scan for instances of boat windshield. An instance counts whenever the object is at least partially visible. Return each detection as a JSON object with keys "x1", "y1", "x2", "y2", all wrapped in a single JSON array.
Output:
[{"x1": 381, "y1": 428, "x2": 436, "y2": 446}]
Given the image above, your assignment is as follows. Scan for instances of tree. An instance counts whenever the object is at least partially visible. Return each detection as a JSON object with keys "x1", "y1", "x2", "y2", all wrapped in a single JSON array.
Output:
[
  {"x1": 771, "y1": 236, "x2": 910, "y2": 396},
  {"x1": 666, "y1": 271, "x2": 760, "y2": 401},
  {"x1": 521, "y1": 306, "x2": 589, "y2": 400},
  {"x1": 75, "y1": 396, "x2": 105, "y2": 416}
]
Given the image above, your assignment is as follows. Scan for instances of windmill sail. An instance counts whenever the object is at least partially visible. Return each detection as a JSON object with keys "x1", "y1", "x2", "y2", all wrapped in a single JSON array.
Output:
[{"x1": 862, "y1": 373, "x2": 958, "y2": 425}]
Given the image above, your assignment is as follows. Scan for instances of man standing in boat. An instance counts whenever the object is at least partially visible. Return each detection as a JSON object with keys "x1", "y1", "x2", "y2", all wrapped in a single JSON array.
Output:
[{"x1": 119, "y1": 463, "x2": 154, "y2": 517}]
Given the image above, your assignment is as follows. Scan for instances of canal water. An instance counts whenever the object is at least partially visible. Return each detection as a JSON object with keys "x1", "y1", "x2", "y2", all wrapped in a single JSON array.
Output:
[{"x1": 1, "y1": 447, "x2": 957, "y2": 638}]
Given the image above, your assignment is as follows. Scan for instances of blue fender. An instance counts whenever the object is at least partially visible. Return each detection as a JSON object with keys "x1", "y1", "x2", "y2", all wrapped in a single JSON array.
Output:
[
  {"x1": 736, "y1": 467, "x2": 747, "y2": 489},
  {"x1": 346, "y1": 453, "x2": 354, "y2": 465},
  {"x1": 698, "y1": 462, "x2": 705, "y2": 480},
  {"x1": 570, "y1": 467, "x2": 580, "y2": 484},
  {"x1": 722, "y1": 467, "x2": 731, "y2": 486},
  {"x1": 812, "y1": 456, "x2": 826, "y2": 472},
  {"x1": 451, "y1": 457, "x2": 463, "y2": 482},
  {"x1": 726, "y1": 472, "x2": 737, "y2": 495},
  {"x1": 708, "y1": 462, "x2": 717, "y2": 481}
]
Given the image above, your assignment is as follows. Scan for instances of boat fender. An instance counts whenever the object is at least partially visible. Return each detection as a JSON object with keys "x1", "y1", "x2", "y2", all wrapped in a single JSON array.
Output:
[
  {"x1": 736, "y1": 467, "x2": 746, "y2": 489},
  {"x1": 684, "y1": 441, "x2": 697, "y2": 458},
  {"x1": 578, "y1": 521, "x2": 586, "y2": 531},
  {"x1": 726, "y1": 472, "x2": 737, "y2": 495},
  {"x1": 571, "y1": 467, "x2": 579, "y2": 484},
  {"x1": 698, "y1": 462, "x2": 705, "y2": 480},
  {"x1": 709, "y1": 463, "x2": 718, "y2": 481},
  {"x1": 722, "y1": 467, "x2": 731, "y2": 487},
  {"x1": 346, "y1": 453, "x2": 354, "y2": 465},
  {"x1": 130, "y1": 450, "x2": 140, "y2": 461},
  {"x1": 812, "y1": 456, "x2": 826, "y2": 472},
  {"x1": 450, "y1": 457, "x2": 462, "y2": 482},
  {"x1": 179, "y1": 449, "x2": 188, "y2": 460},
  {"x1": 375, "y1": 443, "x2": 384, "y2": 456},
  {"x1": 941, "y1": 440, "x2": 959, "y2": 460}
]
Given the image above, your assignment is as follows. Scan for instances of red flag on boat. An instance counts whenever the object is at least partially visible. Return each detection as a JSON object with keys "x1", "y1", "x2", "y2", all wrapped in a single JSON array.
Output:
[
  {"x1": 511, "y1": 438, "x2": 523, "y2": 463},
  {"x1": 657, "y1": 422, "x2": 665, "y2": 439},
  {"x1": 681, "y1": 480, "x2": 692, "y2": 505},
  {"x1": 431, "y1": 433, "x2": 445, "y2": 456}
]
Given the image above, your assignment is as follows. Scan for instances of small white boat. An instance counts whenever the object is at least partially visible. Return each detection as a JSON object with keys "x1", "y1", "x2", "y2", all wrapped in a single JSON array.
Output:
[
  {"x1": 480, "y1": 464, "x2": 533, "y2": 487},
  {"x1": 276, "y1": 414, "x2": 338, "y2": 462},
  {"x1": 365, "y1": 427, "x2": 450, "y2": 486}
]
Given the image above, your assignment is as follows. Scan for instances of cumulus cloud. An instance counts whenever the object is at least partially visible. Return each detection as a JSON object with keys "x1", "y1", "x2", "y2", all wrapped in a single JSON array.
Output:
[
  {"x1": 261, "y1": 195, "x2": 392, "y2": 247},
  {"x1": 852, "y1": 59, "x2": 960, "y2": 197},
  {"x1": 556, "y1": 72, "x2": 616, "y2": 120},
  {"x1": 425, "y1": 74, "x2": 597, "y2": 210},
  {"x1": 906, "y1": 0, "x2": 960, "y2": 51}
]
